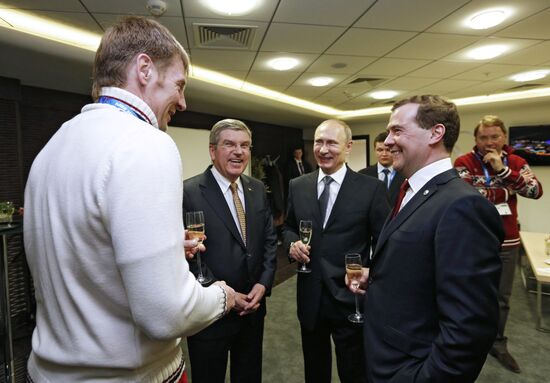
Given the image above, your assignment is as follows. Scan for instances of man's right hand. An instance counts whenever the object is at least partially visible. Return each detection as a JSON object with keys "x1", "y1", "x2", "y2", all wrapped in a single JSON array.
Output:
[
  {"x1": 213, "y1": 281, "x2": 236, "y2": 314},
  {"x1": 289, "y1": 240, "x2": 311, "y2": 264}
]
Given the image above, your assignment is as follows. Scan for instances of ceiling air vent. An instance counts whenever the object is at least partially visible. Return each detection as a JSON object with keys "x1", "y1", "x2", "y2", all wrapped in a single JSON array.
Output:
[
  {"x1": 347, "y1": 77, "x2": 386, "y2": 87},
  {"x1": 506, "y1": 83, "x2": 543, "y2": 91},
  {"x1": 193, "y1": 23, "x2": 257, "y2": 49}
]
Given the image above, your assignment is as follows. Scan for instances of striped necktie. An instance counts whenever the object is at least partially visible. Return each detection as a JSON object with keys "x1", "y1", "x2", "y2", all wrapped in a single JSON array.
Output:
[{"x1": 230, "y1": 182, "x2": 246, "y2": 244}]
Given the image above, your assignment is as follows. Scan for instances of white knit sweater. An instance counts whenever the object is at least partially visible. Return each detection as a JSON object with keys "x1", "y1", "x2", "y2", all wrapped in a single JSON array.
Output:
[{"x1": 24, "y1": 87, "x2": 225, "y2": 382}]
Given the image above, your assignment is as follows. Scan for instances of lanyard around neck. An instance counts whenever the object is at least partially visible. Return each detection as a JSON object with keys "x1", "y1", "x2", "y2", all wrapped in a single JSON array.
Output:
[
  {"x1": 98, "y1": 96, "x2": 152, "y2": 125},
  {"x1": 473, "y1": 151, "x2": 508, "y2": 187}
]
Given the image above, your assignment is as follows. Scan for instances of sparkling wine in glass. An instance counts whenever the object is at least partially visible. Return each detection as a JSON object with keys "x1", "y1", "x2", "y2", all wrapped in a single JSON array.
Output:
[
  {"x1": 297, "y1": 220, "x2": 313, "y2": 274},
  {"x1": 185, "y1": 211, "x2": 211, "y2": 285},
  {"x1": 346, "y1": 253, "x2": 364, "y2": 323}
]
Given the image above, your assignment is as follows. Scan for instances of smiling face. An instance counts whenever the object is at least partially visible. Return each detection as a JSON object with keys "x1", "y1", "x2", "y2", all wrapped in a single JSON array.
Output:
[
  {"x1": 475, "y1": 125, "x2": 507, "y2": 155},
  {"x1": 146, "y1": 57, "x2": 187, "y2": 131},
  {"x1": 385, "y1": 103, "x2": 433, "y2": 179},
  {"x1": 210, "y1": 128, "x2": 252, "y2": 182},
  {"x1": 313, "y1": 120, "x2": 352, "y2": 175}
]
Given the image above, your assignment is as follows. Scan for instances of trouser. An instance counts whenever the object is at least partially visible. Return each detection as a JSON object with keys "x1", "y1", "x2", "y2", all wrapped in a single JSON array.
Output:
[{"x1": 493, "y1": 247, "x2": 519, "y2": 352}]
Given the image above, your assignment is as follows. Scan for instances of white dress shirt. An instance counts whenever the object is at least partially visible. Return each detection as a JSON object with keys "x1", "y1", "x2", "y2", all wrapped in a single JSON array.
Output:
[
  {"x1": 211, "y1": 166, "x2": 246, "y2": 238},
  {"x1": 318, "y1": 165, "x2": 347, "y2": 228},
  {"x1": 400, "y1": 158, "x2": 453, "y2": 210}
]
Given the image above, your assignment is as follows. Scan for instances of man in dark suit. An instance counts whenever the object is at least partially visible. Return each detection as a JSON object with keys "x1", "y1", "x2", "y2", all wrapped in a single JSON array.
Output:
[
  {"x1": 284, "y1": 119, "x2": 390, "y2": 383},
  {"x1": 183, "y1": 119, "x2": 277, "y2": 383},
  {"x1": 359, "y1": 131, "x2": 405, "y2": 206},
  {"x1": 351, "y1": 95, "x2": 504, "y2": 383},
  {"x1": 288, "y1": 146, "x2": 313, "y2": 180}
]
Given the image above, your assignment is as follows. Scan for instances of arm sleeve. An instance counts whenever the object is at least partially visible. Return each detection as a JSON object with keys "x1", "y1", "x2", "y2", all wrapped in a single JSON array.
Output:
[
  {"x1": 454, "y1": 157, "x2": 509, "y2": 204},
  {"x1": 257, "y1": 186, "x2": 278, "y2": 294},
  {"x1": 103, "y1": 133, "x2": 225, "y2": 340},
  {"x1": 496, "y1": 160, "x2": 543, "y2": 199},
  {"x1": 282, "y1": 179, "x2": 300, "y2": 261}
]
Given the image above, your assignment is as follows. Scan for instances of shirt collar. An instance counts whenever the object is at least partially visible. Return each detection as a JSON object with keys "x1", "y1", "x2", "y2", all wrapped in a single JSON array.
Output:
[
  {"x1": 318, "y1": 164, "x2": 347, "y2": 185},
  {"x1": 407, "y1": 158, "x2": 452, "y2": 193},
  {"x1": 376, "y1": 162, "x2": 393, "y2": 174},
  {"x1": 210, "y1": 165, "x2": 243, "y2": 193},
  {"x1": 99, "y1": 87, "x2": 159, "y2": 129}
]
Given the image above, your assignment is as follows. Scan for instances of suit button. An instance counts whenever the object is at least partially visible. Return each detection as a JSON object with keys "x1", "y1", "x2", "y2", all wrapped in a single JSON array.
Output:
[
  {"x1": 246, "y1": 253, "x2": 252, "y2": 258},
  {"x1": 368, "y1": 277, "x2": 374, "y2": 286}
]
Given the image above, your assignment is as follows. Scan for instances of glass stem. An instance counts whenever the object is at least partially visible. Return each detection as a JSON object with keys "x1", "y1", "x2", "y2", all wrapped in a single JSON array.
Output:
[
  {"x1": 355, "y1": 293, "x2": 360, "y2": 315},
  {"x1": 196, "y1": 252, "x2": 204, "y2": 279}
]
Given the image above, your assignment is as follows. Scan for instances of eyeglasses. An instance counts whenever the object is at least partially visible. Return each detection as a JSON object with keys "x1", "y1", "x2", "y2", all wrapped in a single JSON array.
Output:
[
  {"x1": 477, "y1": 134, "x2": 503, "y2": 142},
  {"x1": 219, "y1": 141, "x2": 252, "y2": 151}
]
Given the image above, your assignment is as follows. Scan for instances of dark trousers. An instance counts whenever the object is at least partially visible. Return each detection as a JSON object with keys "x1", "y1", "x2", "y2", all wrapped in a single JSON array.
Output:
[
  {"x1": 300, "y1": 290, "x2": 367, "y2": 383},
  {"x1": 493, "y1": 247, "x2": 519, "y2": 351},
  {"x1": 187, "y1": 315, "x2": 264, "y2": 383}
]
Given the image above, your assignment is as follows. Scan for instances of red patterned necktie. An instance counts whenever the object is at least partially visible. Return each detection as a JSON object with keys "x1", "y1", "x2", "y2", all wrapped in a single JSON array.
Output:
[{"x1": 391, "y1": 179, "x2": 410, "y2": 218}]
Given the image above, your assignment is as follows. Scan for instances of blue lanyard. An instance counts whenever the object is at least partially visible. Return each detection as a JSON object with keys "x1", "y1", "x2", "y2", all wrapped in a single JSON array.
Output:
[
  {"x1": 98, "y1": 96, "x2": 151, "y2": 125},
  {"x1": 474, "y1": 152, "x2": 508, "y2": 187}
]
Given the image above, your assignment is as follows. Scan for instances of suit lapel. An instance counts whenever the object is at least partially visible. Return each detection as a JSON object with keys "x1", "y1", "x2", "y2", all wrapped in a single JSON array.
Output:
[
  {"x1": 199, "y1": 170, "x2": 246, "y2": 249},
  {"x1": 372, "y1": 169, "x2": 457, "y2": 260},
  {"x1": 324, "y1": 169, "x2": 355, "y2": 228}
]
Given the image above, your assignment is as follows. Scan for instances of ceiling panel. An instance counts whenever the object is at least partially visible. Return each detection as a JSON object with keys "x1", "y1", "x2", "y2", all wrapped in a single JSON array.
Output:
[
  {"x1": 381, "y1": 77, "x2": 441, "y2": 91},
  {"x1": 327, "y1": 28, "x2": 416, "y2": 56},
  {"x1": 387, "y1": 33, "x2": 479, "y2": 60},
  {"x1": 427, "y1": 0, "x2": 550, "y2": 35},
  {"x1": 285, "y1": 85, "x2": 331, "y2": 99},
  {"x1": 261, "y1": 23, "x2": 345, "y2": 53},
  {"x1": 292, "y1": 73, "x2": 349, "y2": 88},
  {"x1": 274, "y1": 0, "x2": 375, "y2": 27},
  {"x1": 250, "y1": 52, "x2": 319, "y2": 72},
  {"x1": 355, "y1": 0, "x2": 469, "y2": 31},
  {"x1": 0, "y1": 0, "x2": 87, "y2": 12},
  {"x1": 446, "y1": 37, "x2": 542, "y2": 62},
  {"x1": 246, "y1": 70, "x2": 301, "y2": 87},
  {"x1": 82, "y1": 0, "x2": 181, "y2": 16},
  {"x1": 182, "y1": 0, "x2": 279, "y2": 22},
  {"x1": 307, "y1": 55, "x2": 377, "y2": 75},
  {"x1": 358, "y1": 58, "x2": 431, "y2": 77},
  {"x1": 408, "y1": 60, "x2": 482, "y2": 79},
  {"x1": 494, "y1": 7, "x2": 550, "y2": 40},
  {"x1": 451, "y1": 63, "x2": 536, "y2": 81},
  {"x1": 492, "y1": 41, "x2": 550, "y2": 66},
  {"x1": 417, "y1": 78, "x2": 481, "y2": 95},
  {"x1": 189, "y1": 49, "x2": 256, "y2": 71}
]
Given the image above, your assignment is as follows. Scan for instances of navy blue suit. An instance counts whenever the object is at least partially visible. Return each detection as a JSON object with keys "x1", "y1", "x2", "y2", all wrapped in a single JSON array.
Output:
[{"x1": 365, "y1": 169, "x2": 504, "y2": 383}]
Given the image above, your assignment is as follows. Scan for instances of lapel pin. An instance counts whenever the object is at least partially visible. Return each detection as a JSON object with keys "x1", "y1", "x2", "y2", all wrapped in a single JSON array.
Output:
[{"x1": 423, "y1": 189, "x2": 430, "y2": 196}]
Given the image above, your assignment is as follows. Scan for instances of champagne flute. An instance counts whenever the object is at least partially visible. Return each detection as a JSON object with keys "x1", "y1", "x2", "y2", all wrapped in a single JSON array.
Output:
[
  {"x1": 297, "y1": 220, "x2": 313, "y2": 274},
  {"x1": 185, "y1": 211, "x2": 211, "y2": 285},
  {"x1": 346, "y1": 253, "x2": 364, "y2": 323}
]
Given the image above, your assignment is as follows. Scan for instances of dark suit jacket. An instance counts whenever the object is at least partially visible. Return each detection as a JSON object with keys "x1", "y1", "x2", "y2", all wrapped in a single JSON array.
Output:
[
  {"x1": 283, "y1": 167, "x2": 390, "y2": 330},
  {"x1": 183, "y1": 167, "x2": 277, "y2": 339},
  {"x1": 359, "y1": 164, "x2": 406, "y2": 207},
  {"x1": 365, "y1": 169, "x2": 504, "y2": 383},
  {"x1": 288, "y1": 158, "x2": 313, "y2": 181}
]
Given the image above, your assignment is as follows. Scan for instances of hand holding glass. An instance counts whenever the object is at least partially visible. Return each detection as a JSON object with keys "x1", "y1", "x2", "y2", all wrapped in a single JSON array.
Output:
[
  {"x1": 346, "y1": 253, "x2": 364, "y2": 323},
  {"x1": 297, "y1": 220, "x2": 313, "y2": 273},
  {"x1": 185, "y1": 211, "x2": 211, "y2": 285}
]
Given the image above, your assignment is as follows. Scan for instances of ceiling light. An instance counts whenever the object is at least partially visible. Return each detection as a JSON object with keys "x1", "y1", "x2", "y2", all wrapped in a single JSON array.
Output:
[
  {"x1": 0, "y1": 8, "x2": 101, "y2": 51},
  {"x1": 369, "y1": 90, "x2": 398, "y2": 100},
  {"x1": 268, "y1": 57, "x2": 299, "y2": 71},
  {"x1": 511, "y1": 70, "x2": 550, "y2": 82},
  {"x1": 467, "y1": 44, "x2": 508, "y2": 60},
  {"x1": 467, "y1": 9, "x2": 510, "y2": 30},
  {"x1": 309, "y1": 77, "x2": 333, "y2": 87},
  {"x1": 202, "y1": 0, "x2": 260, "y2": 16}
]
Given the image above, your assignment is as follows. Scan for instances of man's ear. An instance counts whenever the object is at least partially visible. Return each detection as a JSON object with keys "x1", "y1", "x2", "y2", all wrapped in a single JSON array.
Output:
[
  {"x1": 430, "y1": 123, "x2": 445, "y2": 145},
  {"x1": 136, "y1": 53, "x2": 154, "y2": 86}
]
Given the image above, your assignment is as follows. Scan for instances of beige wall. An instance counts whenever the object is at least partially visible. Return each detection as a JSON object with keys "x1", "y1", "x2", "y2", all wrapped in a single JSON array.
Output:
[{"x1": 305, "y1": 99, "x2": 550, "y2": 232}]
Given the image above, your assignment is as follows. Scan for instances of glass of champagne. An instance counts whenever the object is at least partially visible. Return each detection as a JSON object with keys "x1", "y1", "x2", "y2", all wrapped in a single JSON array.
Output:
[
  {"x1": 185, "y1": 211, "x2": 211, "y2": 285},
  {"x1": 297, "y1": 220, "x2": 313, "y2": 273},
  {"x1": 346, "y1": 253, "x2": 364, "y2": 323}
]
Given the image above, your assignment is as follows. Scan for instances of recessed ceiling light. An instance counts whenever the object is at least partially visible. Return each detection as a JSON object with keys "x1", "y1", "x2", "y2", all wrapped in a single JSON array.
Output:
[
  {"x1": 511, "y1": 70, "x2": 550, "y2": 82},
  {"x1": 467, "y1": 9, "x2": 510, "y2": 30},
  {"x1": 202, "y1": 0, "x2": 261, "y2": 16},
  {"x1": 268, "y1": 57, "x2": 299, "y2": 71},
  {"x1": 369, "y1": 90, "x2": 398, "y2": 100},
  {"x1": 309, "y1": 77, "x2": 333, "y2": 87},
  {"x1": 467, "y1": 44, "x2": 508, "y2": 60}
]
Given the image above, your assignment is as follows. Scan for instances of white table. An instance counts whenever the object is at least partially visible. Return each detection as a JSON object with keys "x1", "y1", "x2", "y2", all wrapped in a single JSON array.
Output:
[{"x1": 519, "y1": 231, "x2": 550, "y2": 332}]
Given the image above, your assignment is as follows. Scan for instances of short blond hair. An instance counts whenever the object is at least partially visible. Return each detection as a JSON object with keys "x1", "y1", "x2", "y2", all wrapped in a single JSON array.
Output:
[
  {"x1": 91, "y1": 16, "x2": 189, "y2": 100},
  {"x1": 474, "y1": 115, "x2": 507, "y2": 136}
]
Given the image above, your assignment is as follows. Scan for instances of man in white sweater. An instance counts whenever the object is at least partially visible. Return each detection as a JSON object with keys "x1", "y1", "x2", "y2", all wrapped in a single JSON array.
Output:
[{"x1": 24, "y1": 16, "x2": 235, "y2": 383}]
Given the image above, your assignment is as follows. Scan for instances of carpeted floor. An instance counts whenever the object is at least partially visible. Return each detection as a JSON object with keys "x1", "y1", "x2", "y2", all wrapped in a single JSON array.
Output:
[{"x1": 184, "y1": 251, "x2": 550, "y2": 382}]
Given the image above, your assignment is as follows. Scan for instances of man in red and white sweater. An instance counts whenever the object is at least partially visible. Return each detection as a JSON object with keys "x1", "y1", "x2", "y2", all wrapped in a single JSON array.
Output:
[{"x1": 454, "y1": 115, "x2": 543, "y2": 374}]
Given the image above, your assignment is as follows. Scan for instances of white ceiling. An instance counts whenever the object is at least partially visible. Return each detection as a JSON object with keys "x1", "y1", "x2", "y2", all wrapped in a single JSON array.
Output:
[{"x1": 1, "y1": 0, "x2": 550, "y2": 128}]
